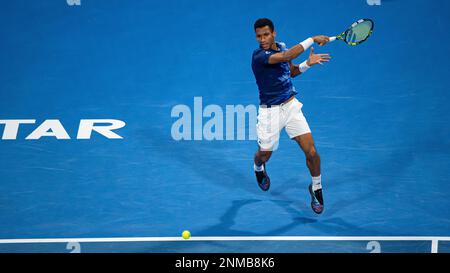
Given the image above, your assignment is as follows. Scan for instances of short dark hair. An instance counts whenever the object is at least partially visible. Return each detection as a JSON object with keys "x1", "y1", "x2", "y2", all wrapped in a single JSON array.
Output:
[{"x1": 254, "y1": 18, "x2": 274, "y2": 32}]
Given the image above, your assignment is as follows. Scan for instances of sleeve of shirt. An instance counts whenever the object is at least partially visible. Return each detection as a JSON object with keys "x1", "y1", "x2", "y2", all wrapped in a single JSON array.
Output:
[{"x1": 253, "y1": 49, "x2": 272, "y2": 65}]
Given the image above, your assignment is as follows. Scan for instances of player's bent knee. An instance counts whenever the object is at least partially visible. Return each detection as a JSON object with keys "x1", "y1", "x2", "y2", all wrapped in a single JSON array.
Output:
[
  {"x1": 306, "y1": 147, "x2": 319, "y2": 161},
  {"x1": 260, "y1": 151, "x2": 272, "y2": 161},
  {"x1": 255, "y1": 150, "x2": 271, "y2": 162}
]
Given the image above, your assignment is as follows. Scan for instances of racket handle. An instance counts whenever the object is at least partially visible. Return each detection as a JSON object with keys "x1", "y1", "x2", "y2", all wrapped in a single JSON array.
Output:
[{"x1": 329, "y1": 36, "x2": 337, "y2": 42}]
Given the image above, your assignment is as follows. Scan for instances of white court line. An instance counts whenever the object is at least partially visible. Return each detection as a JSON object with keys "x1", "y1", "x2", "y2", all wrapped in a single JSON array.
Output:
[
  {"x1": 1, "y1": 236, "x2": 450, "y2": 244},
  {"x1": 431, "y1": 240, "x2": 439, "y2": 253}
]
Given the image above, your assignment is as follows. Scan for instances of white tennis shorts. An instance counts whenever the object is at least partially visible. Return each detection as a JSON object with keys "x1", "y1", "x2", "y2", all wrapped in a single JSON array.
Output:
[{"x1": 256, "y1": 97, "x2": 311, "y2": 151}]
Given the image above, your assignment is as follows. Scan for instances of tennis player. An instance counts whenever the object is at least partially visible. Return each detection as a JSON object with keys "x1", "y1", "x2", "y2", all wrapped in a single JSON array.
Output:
[{"x1": 252, "y1": 18, "x2": 331, "y2": 214}]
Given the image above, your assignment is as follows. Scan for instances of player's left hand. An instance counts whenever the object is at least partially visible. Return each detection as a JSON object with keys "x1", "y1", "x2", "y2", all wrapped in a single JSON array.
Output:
[{"x1": 306, "y1": 47, "x2": 331, "y2": 66}]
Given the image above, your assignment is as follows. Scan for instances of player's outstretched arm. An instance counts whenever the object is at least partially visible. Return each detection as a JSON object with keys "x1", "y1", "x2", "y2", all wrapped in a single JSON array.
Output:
[
  {"x1": 289, "y1": 61, "x2": 301, "y2": 78},
  {"x1": 269, "y1": 35, "x2": 330, "y2": 64}
]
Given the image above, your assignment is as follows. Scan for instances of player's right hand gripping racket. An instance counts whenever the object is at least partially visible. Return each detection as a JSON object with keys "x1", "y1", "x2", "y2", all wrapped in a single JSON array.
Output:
[{"x1": 329, "y1": 19, "x2": 374, "y2": 46}]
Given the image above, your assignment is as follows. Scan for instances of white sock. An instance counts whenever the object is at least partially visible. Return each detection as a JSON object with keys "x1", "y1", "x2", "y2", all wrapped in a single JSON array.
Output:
[
  {"x1": 254, "y1": 163, "x2": 264, "y2": 172},
  {"x1": 312, "y1": 175, "x2": 322, "y2": 191}
]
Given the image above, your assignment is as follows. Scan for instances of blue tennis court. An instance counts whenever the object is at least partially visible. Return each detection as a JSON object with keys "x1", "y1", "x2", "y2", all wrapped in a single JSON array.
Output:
[{"x1": 0, "y1": 0, "x2": 449, "y2": 253}]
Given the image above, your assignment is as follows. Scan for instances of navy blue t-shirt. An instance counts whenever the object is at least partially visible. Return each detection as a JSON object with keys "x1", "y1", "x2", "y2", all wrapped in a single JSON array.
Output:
[{"x1": 251, "y1": 42, "x2": 297, "y2": 106}]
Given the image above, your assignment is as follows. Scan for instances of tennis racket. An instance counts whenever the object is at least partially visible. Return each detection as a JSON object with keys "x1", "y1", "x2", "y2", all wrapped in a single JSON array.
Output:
[{"x1": 329, "y1": 19, "x2": 374, "y2": 46}]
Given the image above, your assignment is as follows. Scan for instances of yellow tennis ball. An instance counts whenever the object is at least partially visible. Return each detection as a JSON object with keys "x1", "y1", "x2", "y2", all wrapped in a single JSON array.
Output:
[{"x1": 182, "y1": 230, "x2": 191, "y2": 239}]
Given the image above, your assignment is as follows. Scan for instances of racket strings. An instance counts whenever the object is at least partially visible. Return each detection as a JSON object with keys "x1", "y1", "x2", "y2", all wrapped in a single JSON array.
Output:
[{"x1": 345, "y1": 21, "x2": 372, "y2": 44}]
